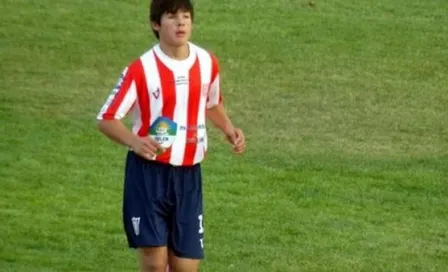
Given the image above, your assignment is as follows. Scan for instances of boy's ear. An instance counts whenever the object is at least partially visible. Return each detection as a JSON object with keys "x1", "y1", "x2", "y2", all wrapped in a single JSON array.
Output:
[{"x1": 151, "y1": 21, "x2": 160, "y2": 32}]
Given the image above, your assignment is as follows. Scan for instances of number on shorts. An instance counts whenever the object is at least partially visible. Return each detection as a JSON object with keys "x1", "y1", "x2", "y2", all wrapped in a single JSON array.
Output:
[{"x1": 198, "y1": 214, "x2": 204, "y2": 234}]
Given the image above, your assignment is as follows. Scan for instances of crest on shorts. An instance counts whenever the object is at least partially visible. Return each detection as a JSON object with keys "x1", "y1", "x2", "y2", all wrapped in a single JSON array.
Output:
[{"x1": 131, "y1": 217, "x2": 140, "y2": 236}]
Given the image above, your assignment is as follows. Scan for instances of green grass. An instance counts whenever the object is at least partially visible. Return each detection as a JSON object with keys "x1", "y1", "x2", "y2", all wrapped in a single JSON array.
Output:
[{"x1": 1, "y1": 0, "x2": 447, "y2": 271}]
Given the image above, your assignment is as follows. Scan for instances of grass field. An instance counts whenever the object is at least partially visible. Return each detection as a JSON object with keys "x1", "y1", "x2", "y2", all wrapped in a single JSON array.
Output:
[{"x1": 1, "y1": 0, "x2": 447, "y2": 271}]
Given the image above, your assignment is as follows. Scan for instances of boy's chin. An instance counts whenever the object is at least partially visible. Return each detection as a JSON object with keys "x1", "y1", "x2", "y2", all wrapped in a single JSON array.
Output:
[
  {"x1": 172, "y1": 40, "x2": 189, "y2": 47},
  {"x1": 169, "y1": 36, "x2": 190, "y2": 46}
]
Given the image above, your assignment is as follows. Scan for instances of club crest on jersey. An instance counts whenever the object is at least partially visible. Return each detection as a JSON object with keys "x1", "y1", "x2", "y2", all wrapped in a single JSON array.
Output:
[
  {"x1": 149, "y1": 117, "x2": 178, "y2": 149},
  {"x1": 201, "y1": 83, "x2": 210, "y2": 97}
]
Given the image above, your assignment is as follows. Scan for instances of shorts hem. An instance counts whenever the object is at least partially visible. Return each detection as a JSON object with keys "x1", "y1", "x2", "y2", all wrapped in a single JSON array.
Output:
[
  {"x1": 169, "y1": 248, "x2": 204, "y2": 260},
  {"x1": 128, "y1": 243, "x2": 168, "y2": 249}
]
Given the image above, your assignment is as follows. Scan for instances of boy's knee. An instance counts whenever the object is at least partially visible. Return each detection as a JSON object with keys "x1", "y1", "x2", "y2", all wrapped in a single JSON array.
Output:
[
  {"x1": 140, "y1": 247, "x2": 168, "y2": 272},
  {"x1": 143, "y1": 263, "x2": 167, "y2": 272},
  {"x1": 141, "y1": 258, "x2": 167, "y2": 272}
]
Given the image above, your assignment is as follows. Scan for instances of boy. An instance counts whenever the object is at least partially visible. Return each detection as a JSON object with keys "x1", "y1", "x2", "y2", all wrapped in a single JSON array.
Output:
[{"x1": 96, "y1": 0, "x2": 246, "y2": 271}]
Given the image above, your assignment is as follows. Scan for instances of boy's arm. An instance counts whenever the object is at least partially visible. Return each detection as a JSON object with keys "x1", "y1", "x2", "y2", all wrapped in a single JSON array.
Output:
[
  {"x1": 206, "y1": 103, "x2": 235, "y2": 136},
  {"x1": 207, "y1": 103, "x2": 245, "y2": 154},
  {"x1": 97, "y1": 120, "x2": 161, "y2": 158},
  {"x1": 97, "y1": 120, "x2": 138, "y2": 147},
  {"x1": 206, "y1": 53, "x2": 245, "y2": 154},
  {"x1": 96, "y1": 65, "x2": 161, "y2": 159}
]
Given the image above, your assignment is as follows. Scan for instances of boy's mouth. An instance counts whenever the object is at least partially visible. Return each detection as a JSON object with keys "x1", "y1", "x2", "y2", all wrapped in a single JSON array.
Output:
[{"x1": 176, "y1": 30, "x2": 186, "y2": 36}]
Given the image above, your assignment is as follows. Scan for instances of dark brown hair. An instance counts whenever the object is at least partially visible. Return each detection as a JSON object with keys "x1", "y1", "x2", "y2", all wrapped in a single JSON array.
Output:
[{"x1": 149, "y1": 0, "x2": 195, "y2": 39}]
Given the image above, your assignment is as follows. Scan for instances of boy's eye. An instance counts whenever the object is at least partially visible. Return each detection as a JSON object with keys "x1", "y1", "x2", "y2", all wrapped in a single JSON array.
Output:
[{"x1": 165, "y1": 11, "x2": 190, "y2": 19}]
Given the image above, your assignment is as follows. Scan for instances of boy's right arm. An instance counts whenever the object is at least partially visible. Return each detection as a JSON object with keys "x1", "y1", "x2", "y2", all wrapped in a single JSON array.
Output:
[
  {"x1": 97, "y1": 120, "x2": 161, "y2": 159},
  {"x1": 97, "y1": 64, "x2": 162, "y2": 160}
]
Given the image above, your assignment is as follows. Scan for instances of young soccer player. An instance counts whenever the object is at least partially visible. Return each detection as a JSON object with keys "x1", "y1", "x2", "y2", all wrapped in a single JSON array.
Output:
[{"x1": 96, "y1": 0, "x2": 245, "y2": 271}]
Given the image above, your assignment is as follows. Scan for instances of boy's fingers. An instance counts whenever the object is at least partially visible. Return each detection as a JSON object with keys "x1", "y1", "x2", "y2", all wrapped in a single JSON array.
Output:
[
  {"x1": 144, "y1": 137, "x2": 163, "y2": 151},
  {"x1": 233, "y1": 142, "x2": 245, "y2": 153},
  {"x1": 235, "y1": 137, "x2": 244, "y2": 146},
  {"x1": 137, "y1": 149, "x2": 154, "y2": 160},
  {"x1": 234, "y1": 148, "x2": 244, "y2": 154},
  {"x1": 142, "y1": 142, "x2": 158, "y2": 153},
  {"x1": 140, "y1": 146, "x2": 155, "y2": 157},
  {"x1": 234, "y1": 129, "x2": 244, "y2": 145},
  {"x1": 149, "y1": 138, "x2": 163, "y2": 150}
]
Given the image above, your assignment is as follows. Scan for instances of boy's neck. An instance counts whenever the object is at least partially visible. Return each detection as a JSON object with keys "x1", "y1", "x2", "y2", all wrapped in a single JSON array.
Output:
[{"x1": 159, "y1": 41, "x2": 190, "y2": 61}]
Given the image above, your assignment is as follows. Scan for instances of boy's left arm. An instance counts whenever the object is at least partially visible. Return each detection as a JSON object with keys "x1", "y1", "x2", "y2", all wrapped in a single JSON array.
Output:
[
  {"x1": 206, "y1": 53, "x2": 245, "y2": 154},
  {"x1": 206, "y1": 103, "x2": 245, "y2": 154}
]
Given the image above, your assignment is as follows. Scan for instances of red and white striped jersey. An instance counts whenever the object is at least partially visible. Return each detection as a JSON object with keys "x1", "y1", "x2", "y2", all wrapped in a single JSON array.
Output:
[{"x1": 97, "y1": 42, "x2": 222, "y2": 166}]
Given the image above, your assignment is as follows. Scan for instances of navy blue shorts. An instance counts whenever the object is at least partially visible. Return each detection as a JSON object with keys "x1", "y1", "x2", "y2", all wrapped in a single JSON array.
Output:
[{"x1": 122, "y1": 151, "x2": 204, "y2": 259}]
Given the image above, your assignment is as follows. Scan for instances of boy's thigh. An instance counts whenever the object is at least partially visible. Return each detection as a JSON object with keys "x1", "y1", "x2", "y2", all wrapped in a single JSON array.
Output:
[
  {"x1": 168, "y1": 250, "x2": 200, "y2": 272},
  {"x1": 169, "y1": 164, "x2": 205, "y2": 260},
  {"x1": 123, "y1": 152, "x2": 171, "y2": 248}
]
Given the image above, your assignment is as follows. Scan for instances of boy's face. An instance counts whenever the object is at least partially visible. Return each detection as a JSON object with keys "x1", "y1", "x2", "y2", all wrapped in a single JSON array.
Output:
[{"x1": 153, "y1": 9, "x2": 192, "y2": 46}]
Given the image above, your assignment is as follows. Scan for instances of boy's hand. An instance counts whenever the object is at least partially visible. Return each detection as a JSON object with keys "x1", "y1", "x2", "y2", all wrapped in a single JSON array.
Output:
[
  {"x1": 130, "y1": 136, "x2": 164, "y2": 160},
  {"x1": 226, "y1": 128, "x2": 246, "y2": 154}
]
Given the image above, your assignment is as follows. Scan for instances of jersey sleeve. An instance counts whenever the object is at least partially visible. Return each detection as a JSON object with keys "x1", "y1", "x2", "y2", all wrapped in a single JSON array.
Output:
[
  {"x1": 96, "y1": 66, "x2": 137, "y2": 120},
  {"x1": 206, "y1": 53, "x2": 222, "y2": 109}
]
